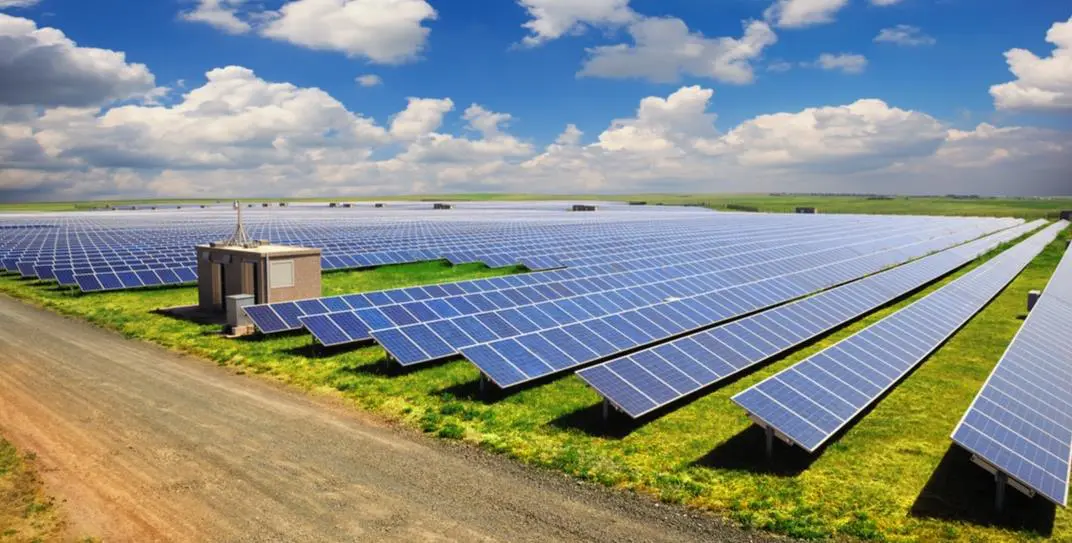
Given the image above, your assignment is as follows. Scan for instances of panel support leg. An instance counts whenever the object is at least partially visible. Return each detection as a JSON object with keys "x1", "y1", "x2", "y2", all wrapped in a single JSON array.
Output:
[
  {"x1": 602, "y1": 399, "x2": 610, "y2": 422},
  {"x1": 995, "y1": 472, "x2": 1007, "y2": 512},
  {"x1": 479, "y1": 374, "x2": 487, "y2": 398},
  {"x1": 764, "y1": 425, "x2": 775, "y2": 460}
]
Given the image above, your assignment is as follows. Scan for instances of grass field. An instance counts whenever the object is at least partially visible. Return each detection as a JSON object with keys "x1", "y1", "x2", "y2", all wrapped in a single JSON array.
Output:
[
  {"x1": 2, "y1": 194, "x2": 1071, "y2": 220},
  {"x1": 0, "y1": 438, "x2": 62, "y2": 542},
  {"x1": 1, "y1": 226, "x2": 1069, "y2": 542}
]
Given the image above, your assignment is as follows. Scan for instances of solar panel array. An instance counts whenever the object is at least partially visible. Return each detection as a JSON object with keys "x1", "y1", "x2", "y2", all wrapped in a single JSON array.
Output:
[
  {"x1": 459, "y1": 221, "x2": 1021, "y2": 388},
  {"x1": 248, "y1": 211, "x2": 889, "y2": 334},
  {"x1": 733, "y1": 221, "x2": 1067, "y2": 453},
  {"x1": 579, "y1": 220, "x2": 1045, "y2": 418},
  {"x1": 360, "y1": 218, "x2": 1016, "y2": 367},
  {"x1": 951, "y1": 222, "x2": 1072, "y2": 506},
  {"x1": 0, "y1": 201, "x2": 718, "y2": 292}
]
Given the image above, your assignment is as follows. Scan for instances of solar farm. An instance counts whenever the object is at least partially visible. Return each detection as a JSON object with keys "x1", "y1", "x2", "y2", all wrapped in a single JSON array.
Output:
[{"x1": 1, "y1": 199, "x2": 1070, "y2": 541}]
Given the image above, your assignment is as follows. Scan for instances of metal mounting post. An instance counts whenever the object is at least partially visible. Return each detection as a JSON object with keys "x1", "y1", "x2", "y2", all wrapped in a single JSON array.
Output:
[
  {"x1": 995, "y1": 472, "x2": 1007, "y2": 512},
  {"x1": 602, "y1": 399, "x2": 610, "y2": 422},
  {"x1": 765, "y1": 426, "x2": 775, "y2": 460}
]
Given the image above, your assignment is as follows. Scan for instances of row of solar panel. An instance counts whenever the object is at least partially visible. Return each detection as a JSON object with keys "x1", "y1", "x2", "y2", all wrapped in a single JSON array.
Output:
[
  {"x1": 952, "y1": 221, "x2": 1072, "y2": 506},
  {"x1": 363, "y1": 221, "x2": 1013, "y2": 365},
  {"x1": 459, "y1": 223, "x2": 1019, "y2": 388},
  {"x1": 244, "y1": 218, "x2": 912, "y2": 333},
  {"x1": 302, "y1": 221, "x2": 970, "y2": 350},
  {"x1": 578, "y1": 221, "x2": 1040, "y2": 418},
  {"x1": 733, "y1": 221, "x2": 1066, "y2": 457},
  {"x1": 12, "y1": 218, "x2": 771, "y2": 290},
  {"x1": 74, "y1": 267, "x2": 199, "y2": 291}
]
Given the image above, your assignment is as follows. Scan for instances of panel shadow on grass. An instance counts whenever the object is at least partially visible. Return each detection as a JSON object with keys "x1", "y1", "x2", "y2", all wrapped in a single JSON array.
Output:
[
  {"x1": 547, "y1": 402, "x2": 639, "y2": 439},
  {"x1": 911, "y1": 445, "x2": 1054, "y2": 536},
  {"x1": 692, "y1": 424, "x2": 818, "y2": 476}
]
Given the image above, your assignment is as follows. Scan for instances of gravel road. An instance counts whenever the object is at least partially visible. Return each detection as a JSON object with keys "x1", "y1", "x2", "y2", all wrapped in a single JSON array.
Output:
[{"x1": 0, "y1": 294, "x2": 781, "y2": 542}]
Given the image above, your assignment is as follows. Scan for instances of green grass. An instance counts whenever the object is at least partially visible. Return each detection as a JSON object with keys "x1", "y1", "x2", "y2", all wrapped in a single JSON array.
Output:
[
  {"x1": 3, "y1": 194, "x2": 1070, "y2": 219},
  {"x1": 0, "y1": 439, "x2": 62, "y2": 542},
  {"x1": 1, "y1": 234, "x2": 1070, "y2": 542}
]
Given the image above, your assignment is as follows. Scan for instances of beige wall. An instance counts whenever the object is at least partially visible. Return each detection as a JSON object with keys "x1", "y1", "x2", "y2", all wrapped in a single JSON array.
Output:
[{"x1": 266, "y1": 253, "x2": 321, "y2": 303}]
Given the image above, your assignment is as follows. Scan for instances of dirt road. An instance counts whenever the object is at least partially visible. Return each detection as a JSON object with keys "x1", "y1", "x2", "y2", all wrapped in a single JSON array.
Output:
[{"x1": 0, "y1": 295, "x2": 774, "y2": 542}]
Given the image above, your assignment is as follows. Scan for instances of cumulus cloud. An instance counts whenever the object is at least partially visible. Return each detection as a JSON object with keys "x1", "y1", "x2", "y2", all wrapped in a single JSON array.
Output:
[
  {"x1": 874, "y1": 24, "x2": 935, "y2": 47},
  {"x1": 182, "y1": 0, "x2": 437, "y2": 63},
  {"x1": 764, "y1": 0, "x2": 848, "y2": 28},
  {"x1": 356, "y1": 74, "x2": 383, "y2": 87},
  {"x1": 0, "y1": 14, "x2": 156, "y2": 106},
  {"x1": 517, "y1": 0, "x2": 635, "y2": 46},
  {"x1": 597, "y1": 86, "x2": 718, "y2": 152},
  {"x1": 707, "y1": 99, "x2": 946, "y2": 172},
  {"x1": 579, "y1": 18, "x2": 777, "y2": 84},
  {"x1": 260, "y1": 0, "x2": 436, "y2": 63},
  {"x1": 180, "y1": 0, "x2": 251, "y2": 34},
  {"x1": 2, "y1": 66, "x2": 1069, "y2": 199},
  {"x1": 0, "y1": 0, "x2": 40, "y2": 7},
  {"x1": 812, "y1": 53, "x2": 868, "y2": 74},
  {"x1": 555, "y1": 124, "x2": 583, "y2": 145},
  {"x1": 990, "y1": 17, "x2": 1072, "y2": 111},
  {"x1": 389, "y1": 97, "x2": 454, "y2": 140}
]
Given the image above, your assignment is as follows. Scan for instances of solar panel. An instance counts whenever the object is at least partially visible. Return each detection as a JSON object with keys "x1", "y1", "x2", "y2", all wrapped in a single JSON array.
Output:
[
  {"x1": 951, "y1": 220, "x2": 1072, "y2": 506},
  {"x1": 458, "y1": 223, "x2": 1017, "y2": 387},
  {"x1": 580, "y1": 221, "x2": 1045, "y2": 418},
  {"x1": 734, "y1": 221, "x2": 1067, "y2": 454},
  {"x1": 364, "y1": 219, "x2": 1007, "y2": 358}
]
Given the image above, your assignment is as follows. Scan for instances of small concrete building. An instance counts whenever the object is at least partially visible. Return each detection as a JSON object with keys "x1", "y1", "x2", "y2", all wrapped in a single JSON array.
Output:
[{"x1": 196, "y1": 244, "x2": 322, "y2": 315}]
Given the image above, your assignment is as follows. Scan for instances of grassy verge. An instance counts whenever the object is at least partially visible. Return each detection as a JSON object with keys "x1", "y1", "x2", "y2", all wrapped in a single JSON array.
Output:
[
  {"x1": 0, "y1": 438, "x2": 62, "y2": 542},
  {"x1": 3, "y1": 194, "x2": 1071, "y2": 219},
  {"x1": 0, "y1": 233, "x2": 1069, "y2": 541}
]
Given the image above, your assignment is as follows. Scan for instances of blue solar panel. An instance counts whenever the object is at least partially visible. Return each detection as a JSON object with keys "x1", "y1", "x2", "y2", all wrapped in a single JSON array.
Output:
[
  {"x1": 734, "y1": 221, "x2": 1066, "y2": 453},
  {"x1": 465, "y1": 223, "x2": 1023, "y2": 387},
  {"x1": 245, "y1": 305, "x2": 289, "y2": 334},
  {"x1": 951, "y1": 220, "x2": 1072, "y2": 506}
]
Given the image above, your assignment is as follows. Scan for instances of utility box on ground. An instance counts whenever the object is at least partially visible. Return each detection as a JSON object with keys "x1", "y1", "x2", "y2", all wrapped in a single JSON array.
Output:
[
  {"x1": 571, "y1": 204, "x2": 597, "y2": 212},
  {"x1": 226, "y1": 294, "x2": 255, "y2": 328},
  {"x1": 796, "y1": 207, "x2": 818, "y2": 214},
  {"x1": 434, "y1": 203, "x2": 454, "y2": 210},
  {"x1": 196, "y1": 243, "x2": 321, "y2": 316},
  {"x1": 1061, "y1": 210, "x2": 1072, "y2": 221}
]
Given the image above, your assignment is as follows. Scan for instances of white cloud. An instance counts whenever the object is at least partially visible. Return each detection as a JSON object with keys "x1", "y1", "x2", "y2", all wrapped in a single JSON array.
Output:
[
  {"x1": 182, "y1": 0, "x2": 436, "y2": 63},
  {"x1": 874, "y1": 25, "x2": 935, "y2": 47},
  {"x1": 356, "y1": 74, "x2": 383, "y2": 87},
  {"x1": 0, "y1": 14, "x2": 156, "y2": 106},
  {"x1": 2, "y1": 70, "x2": 1069, "y2": 199},
  {"x1": 812, "y1": 53, "x2": 868, "y2": 74},
  {"x1": 517, "y1": 0, "x2": 635, "y2": 46},
  {"x1": 0, "y1": 0, "x2": 40, "y2": 8},
  {"x1": 555, "y1": 124, "x2": 583, "y2": 145},
  {"x1": 389, "y1": 97, "x2": 454, "y2": 140},
  {"x1": 764, "y1": 0, "x2": 848, "y2": 28},
  {"x1": 990, "y1": 17, "x2": 1072, "y2": 111},
  {"x1": 870, "y1": 0, "x2": 903, "y2": 5},
  {"x1": 260, "y1": 0, "x2": 437, "y2": 63},
  {"x1": 767, "y1": 60, "x2": 793, "y2": 73},
  {"x1": 580, "y1": 18, "x2": 777, "y2": 84},
  {"x1": 597, "y1": 86, "x2": 718, "y2": 152},
  {"x1": 708, "y1": 99, "x2": 946, "y2": 171},
  {"x1": 180, "y1": 0, "x2": 251, "y2": 34}
]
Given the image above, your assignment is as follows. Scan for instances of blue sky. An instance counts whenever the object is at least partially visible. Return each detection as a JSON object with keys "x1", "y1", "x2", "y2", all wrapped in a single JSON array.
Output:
[{"x1": 0, "y1": 0, "x2": 1070, "y2": 199}]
